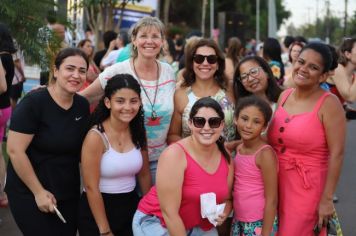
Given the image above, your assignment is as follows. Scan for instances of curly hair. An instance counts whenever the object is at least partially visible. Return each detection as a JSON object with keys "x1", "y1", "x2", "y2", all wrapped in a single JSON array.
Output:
[
  {"x1": 182, "y1": 38, "x2": 227, "y2": 89},
  {"x1": 89, "y1": 74, "x2": 147, "y2": 149}
]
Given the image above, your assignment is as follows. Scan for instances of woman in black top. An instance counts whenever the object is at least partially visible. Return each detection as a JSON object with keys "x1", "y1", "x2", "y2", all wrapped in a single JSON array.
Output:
[
  {"x1": 5, "y1": 48, "x2": 90, "y2": 235},
  {"x1": 0, "y1": 23, "x2": 16, "y2": 208}
]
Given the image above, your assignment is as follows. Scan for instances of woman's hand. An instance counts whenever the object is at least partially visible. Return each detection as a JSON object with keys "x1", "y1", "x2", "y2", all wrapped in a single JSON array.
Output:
[
  {"x1": 215, "y1": 212, "x2": 227, "y2": 226},
  {"x1": 318, "y1": 197, "x2": 334, "y2": 229},
  {"x1": 34, "y1": 189, "x2": 57, "y2": 213}
]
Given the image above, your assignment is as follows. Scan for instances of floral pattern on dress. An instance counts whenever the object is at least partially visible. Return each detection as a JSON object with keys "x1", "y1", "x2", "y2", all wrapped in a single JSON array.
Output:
[{"x1": 232, "y1": 217, "x2": 278, "y2": 236}]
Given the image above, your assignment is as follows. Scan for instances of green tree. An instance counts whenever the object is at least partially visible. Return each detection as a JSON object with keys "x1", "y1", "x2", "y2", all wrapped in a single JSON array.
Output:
[{"x1": 0, "y1": 0, "x2": 59, "y2": 64}]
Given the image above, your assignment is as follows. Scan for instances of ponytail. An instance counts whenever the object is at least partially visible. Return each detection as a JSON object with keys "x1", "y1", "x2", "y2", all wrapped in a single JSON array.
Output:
[{"x1": 216, "y1": 136, "x2": 230, "y2": 164}]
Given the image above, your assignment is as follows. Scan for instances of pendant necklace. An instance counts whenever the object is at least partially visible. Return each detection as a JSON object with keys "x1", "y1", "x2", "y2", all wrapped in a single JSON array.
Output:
[{"x1": 133, "y1": 59, "x2": 160, "y2": 120}]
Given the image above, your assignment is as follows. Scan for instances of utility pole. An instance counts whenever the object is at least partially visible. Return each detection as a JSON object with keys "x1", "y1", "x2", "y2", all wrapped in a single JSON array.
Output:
[
  {"x1": 256, "y1": 0, "x2": 260, "y2": 43},
  {"x1": 325, "y1": 0, "x2": 330, "y2": 44},
  {"x1": 210, "y1": 0, "x2": 214, "y2": 38},
  {"x1": 201, "y1": 0, "x2": 208, "y2": 36},
  {"x1": 344, "y1": 0, "x2": 348, "y2": 36}
]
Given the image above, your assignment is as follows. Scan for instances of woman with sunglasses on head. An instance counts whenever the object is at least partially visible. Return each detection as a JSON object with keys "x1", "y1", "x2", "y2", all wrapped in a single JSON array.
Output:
[
  {"x1": 233, "y1": 56, "x2": 282, "y2": 114},
  {"x1": 133, "y1": 97, "x2": 234, "y2": 236},
  {"x1": 267, "y1": 43, "x2": 346, "y2": 236},
  {"x1": 5, "y1": 48, "x2": 90, "y2": 235},
  {"x1": 168, "y1": 38, "x2": 236, "y2": 148},
  {"x1": 80, "y1": 16, "x2": 175, "y2": 184}
]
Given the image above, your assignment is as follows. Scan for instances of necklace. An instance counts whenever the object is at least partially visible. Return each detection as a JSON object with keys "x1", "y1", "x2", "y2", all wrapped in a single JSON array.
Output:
[{"x1": 132, "y1": 59, "x2": 160, "y2": 120}]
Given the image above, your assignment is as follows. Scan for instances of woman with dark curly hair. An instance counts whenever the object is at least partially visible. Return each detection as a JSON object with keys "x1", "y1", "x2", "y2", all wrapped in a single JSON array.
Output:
[
  {"x1": 78, "y1": 74, "x2": 151, "y2": 236},
  {"x1": 168, "y1": 38, "x2": 236, "y2": 145}
]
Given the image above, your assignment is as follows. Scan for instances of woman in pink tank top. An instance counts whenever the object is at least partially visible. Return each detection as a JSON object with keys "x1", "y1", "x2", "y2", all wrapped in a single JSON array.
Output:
[
  {"x1": 232, "y1": 95, "x2": 278, "y2": 236},
  {"x1": 133, "y1": 97, "x2": 234, "y2": 236},
  {"x1": 267, "y1": 43, "x2": 346, "y2": 236}
]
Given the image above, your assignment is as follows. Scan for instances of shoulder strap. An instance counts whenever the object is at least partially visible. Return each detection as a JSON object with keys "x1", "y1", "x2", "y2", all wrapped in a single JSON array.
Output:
[
  {"x1": 254, "y1": 144, "x2": 273, "y2": 155},
  {"x1": 90, "y1": 127, "x2": 110, "y2": 152},
  {"x1": 313, "y1": 92, "x2": 331, "y2": 113},
  {"x1": 280, "y1": 88, "x2": 294, "y2": 107}
]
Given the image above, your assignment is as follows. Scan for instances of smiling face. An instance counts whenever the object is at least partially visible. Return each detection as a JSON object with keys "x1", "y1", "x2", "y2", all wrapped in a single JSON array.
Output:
[
  {"x1": 193, "y1": 46, "x2": 218, "y2": 81},
  {"x1": 132, "y1": 26, "x2": 163, "y2": 59},
  {"x1": 290, "y1": 44, "x2": 302, "y2": 64},
  {"x1": 235, "y1": 105, "x2": 266, "y2": 141},
  {"x1": 293, "y1": 49, "x2": 328, "y2": 88},
  {"x1": 188, "y1": 107, "x2": 224, "y2": 146},
  {"x1": 53, "y1": 55, "x2": 87, "y2": 94},
  {"x1": 104, "y1": 88, "x2": 141, "y2": 124},
  {"x1": 238, "y1": 60, "x2": 268, "y2": 95}
]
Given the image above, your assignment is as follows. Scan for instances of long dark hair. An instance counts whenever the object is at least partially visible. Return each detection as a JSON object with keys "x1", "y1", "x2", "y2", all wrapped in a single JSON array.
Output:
[
  {"x1": 189, "y1": 97, "x2": 230, "y2": 163},
  {"x1": 0, "y1": 23, "x2": 16, "y2": 53},
  {"x1": 89, "y1": 74, "x2": 146, "y2": 149},
  {"x1": 182, "y1": 38, "x2": 226, "y2": 89},
  {"x1": 263, "y1": 37, "x2": 285, "y2": 79},
  {"x1": 233, "y1": 56, "x2": 282, "y2": 103}
]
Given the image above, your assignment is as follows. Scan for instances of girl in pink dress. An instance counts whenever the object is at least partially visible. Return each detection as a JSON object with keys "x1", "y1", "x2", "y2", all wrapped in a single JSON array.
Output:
[
  {"x1": 267, "y1": 43, "x2": 346, "y2": 236},
  {"x1": 233, "y1": 95, "x2": 278, "y2": 236}
]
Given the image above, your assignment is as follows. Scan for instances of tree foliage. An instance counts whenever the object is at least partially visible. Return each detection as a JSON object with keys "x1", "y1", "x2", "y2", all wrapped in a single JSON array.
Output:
[{"x1": 0, "y1": 0, "x2": 59, "y2": 64}]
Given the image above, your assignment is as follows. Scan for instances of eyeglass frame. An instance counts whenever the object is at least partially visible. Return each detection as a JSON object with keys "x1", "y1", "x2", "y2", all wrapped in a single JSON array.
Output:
[
  {"x1": 239, "y1": 66, "x2": 262, "y2": 83},
  {"x1": 193, "y1": 54, "x2": 218, "y2": 64}
]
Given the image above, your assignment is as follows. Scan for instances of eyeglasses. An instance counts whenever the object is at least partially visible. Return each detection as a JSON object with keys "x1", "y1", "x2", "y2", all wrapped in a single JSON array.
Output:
[
  {"x1": 239, "y1": 67, "x2": 262, "y2": 82},
  {"x1": 193, "y1": 54, "x2": 218, "y2": 64},
  {"x1": 191, "y1": 117, "x2": 223, "y2": 128}
]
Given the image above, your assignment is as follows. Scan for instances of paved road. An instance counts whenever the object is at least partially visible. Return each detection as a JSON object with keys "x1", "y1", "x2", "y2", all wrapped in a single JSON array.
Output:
[{"x1": 1, "y1": 122, "x2": 356, "y2": 235}]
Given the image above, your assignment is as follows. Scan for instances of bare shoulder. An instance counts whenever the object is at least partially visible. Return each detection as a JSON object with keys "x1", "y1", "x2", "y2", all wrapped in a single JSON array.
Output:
[
  {"x1": 174, "y1": 87, "x2": 189, "y2": 111},
  {"x1": 321, "y1": 93, "x2": 344, "y2": 113}
]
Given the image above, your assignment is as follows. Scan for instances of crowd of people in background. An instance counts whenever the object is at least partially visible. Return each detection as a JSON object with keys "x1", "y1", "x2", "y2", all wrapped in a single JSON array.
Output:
[{"x1": 0, "y1": 15, "x2": 355, "y2": 236}]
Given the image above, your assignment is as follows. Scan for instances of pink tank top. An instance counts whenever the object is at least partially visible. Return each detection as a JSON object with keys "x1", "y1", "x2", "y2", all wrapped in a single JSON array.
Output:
[
  {"x1": 233, "y1": 144, "x2": 274, "y2": 222},
  {"x1": 138, "y1": 142, "x2": 229, "y2": 231}
]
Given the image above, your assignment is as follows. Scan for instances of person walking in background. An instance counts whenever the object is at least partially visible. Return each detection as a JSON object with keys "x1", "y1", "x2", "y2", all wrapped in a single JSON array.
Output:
[
  {"x1": 283, "y1": 41, "x2": 305, "y2": 88},
  {"x1": 224, "y1": 37, "x2": 244, "y2": 82},
  {"x1": 77, "y1": 39, "x2": 100, "y2": 90},
  {"x1": 100, "y1": 31, "x2": 129, "y2": 69},
  {"x1": 0, "y1": 23, "x2": 16, "y2": 209},
  {"x1": 5, "y1": 48, "x2": 90, "y2": 235},
  {"x1": 78, "y1": 74, "x2": 151, "y2": 236},
  {"x1": 232, "y1": 95, "x2": 278, "y2": 236},
  {"x1": 267, "y1": 43, "x2": 346, "y2": 235},
  {"x1": 93, "y1": 31, "x2": 117, "y2": 70},
  {"x1": 262, "y1": 37, "x2": 285, "y2": 87},
  {"x1": 132, "y1": 97, "x2": 234, "y2": 236},
  {"x1": 80, "y1": 16, "x2": 175, "y2": 184}
]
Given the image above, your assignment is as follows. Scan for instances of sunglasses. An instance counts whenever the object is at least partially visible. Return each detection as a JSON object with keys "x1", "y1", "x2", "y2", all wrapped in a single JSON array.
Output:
[
  {"x1": 191, "y1": 117, "x2": 223, "y2": 128},
  {"x1": 193, "y1": 54, "x2": 218, "y2": 64}
]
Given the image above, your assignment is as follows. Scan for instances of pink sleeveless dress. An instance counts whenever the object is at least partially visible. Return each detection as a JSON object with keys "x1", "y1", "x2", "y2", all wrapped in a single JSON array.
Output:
[{"x1": 267, "y1": 89, "x2": 330, "y2": 236}]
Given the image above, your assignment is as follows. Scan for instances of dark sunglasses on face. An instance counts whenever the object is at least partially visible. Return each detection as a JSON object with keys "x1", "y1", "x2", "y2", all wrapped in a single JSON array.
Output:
[
  {"x1": 193, "y1": 54, "x2": 218, "y2": 64},
  {"x1": 191, "y1": 116, "x2": 223, "y2": 128}
]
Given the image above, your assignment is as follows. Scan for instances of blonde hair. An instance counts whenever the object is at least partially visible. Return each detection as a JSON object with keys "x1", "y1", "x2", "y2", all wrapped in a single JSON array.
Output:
[{"x1": 130, "y1": 16, "x2": 165, "y2": 58}]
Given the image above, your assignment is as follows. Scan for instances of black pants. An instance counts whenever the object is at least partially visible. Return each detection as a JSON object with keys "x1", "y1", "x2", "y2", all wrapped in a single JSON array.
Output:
[
  {"x1": 78, "y1": 191, "x2": 139, "y2": 236},
  {"x1": 8, "y1": 193, "x2": 79, "y2": 236},
  {"x1": 40, "y1": 71, "x2": 49, "y2": 85}
]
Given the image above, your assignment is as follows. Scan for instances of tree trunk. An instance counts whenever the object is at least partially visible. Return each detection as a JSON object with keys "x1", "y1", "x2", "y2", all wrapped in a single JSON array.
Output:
[{"x1": 163, "y1": 0, "x2": 171, "y2": 25}]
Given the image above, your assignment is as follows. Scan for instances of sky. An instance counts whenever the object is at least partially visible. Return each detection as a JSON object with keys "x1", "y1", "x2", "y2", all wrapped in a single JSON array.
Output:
[{"x1": 278, "y1": 0, "x2": 356, "y2": 36}]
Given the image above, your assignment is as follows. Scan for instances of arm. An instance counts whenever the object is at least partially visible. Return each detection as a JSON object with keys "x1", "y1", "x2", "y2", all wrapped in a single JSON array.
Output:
[
  {"x1": 7, "y1": 131, "x2": 56, "y2": 212},
  {"x1": 81, "y1": 131, "x2": 113, "y2": 235},
  {"x1": 137, "y1": 148, "x2": 152, "y2": 195},
  {"x1": 156, "y1": 145, "x2": 186, "y2": 236},
  {"x1": 79, "y1": 74, "x2": 104, "y2": 103},
  {"x1": 224, "y1": 58, "x2": 234, "y2": 82},
  {"x1": 0, "y1": 60, "x2": 7, "y2": 94},
  {"x1": 256, "y1": 147, "x2": 278, "y2": 236},
  {"x1": 167, "y1": 89, "x2": 187, "y2": 144},
  {"x1": 317, "y1": 95, "x2": 346, "y2": 228},
  {"x1": 86, "y1": 63, "x2": 99, "y2": 83},
  {"x1": 333, "y1": 64, "x2": 356, "y2": 102},
  {"x1": 215, "y1": 157, "x2": 234, "y2": 225}
]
